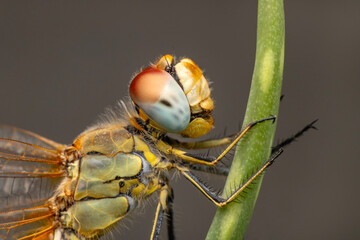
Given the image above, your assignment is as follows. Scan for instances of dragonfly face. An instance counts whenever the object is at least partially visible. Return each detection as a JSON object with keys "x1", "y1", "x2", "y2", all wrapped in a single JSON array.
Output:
[
  {"x1": 0, "y1": 55, "x2": 280, "y2": 240},
  {"x1": 131, "y1": 55, "x2": 214, "y2": 138}
]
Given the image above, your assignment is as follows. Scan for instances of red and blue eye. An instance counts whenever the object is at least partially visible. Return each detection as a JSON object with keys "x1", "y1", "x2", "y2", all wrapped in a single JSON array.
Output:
[{"x1": 129, "y1": 66, "x2": 191, "y2": 133}]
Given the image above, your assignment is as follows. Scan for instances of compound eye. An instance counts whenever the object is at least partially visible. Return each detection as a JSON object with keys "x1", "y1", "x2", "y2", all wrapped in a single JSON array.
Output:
[{"x1": 129, "y1": 66, "x2": 191, "y2": 133}]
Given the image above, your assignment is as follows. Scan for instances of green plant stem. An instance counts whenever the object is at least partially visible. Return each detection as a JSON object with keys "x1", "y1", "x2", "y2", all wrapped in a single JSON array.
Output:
[{"x1": 206, "y1": 0, "x2": 285, "y2": 239}]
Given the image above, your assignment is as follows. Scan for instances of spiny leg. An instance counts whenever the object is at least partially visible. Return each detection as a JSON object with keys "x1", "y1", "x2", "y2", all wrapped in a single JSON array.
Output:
[
  {"x1": 174, "y1": 149, "x2": 283, "y2": 207},
  {"x1": 162, "y1": 117, "x2": 275, "y2": 151},
  {"x1": 163, "y1": 116, "x2": 276, "y2": 166},
  {"x1": 162, "y1": 135, "x2": 232, "y2": 149},
  {"x1": 271, "y1": 119, "x2": 318, "y2": 154},
  {"x1": 151, "y1": 202, "x2": 164, "y2": 240},
  {"x1": 166, "y1": 119, "x2": 317, "y2": 152},
  {"x1": 150, "y1": 182, "x2": 174, "y2": 240},
  {"x1": 166, "y1": 189, "x2": 175, "y2": 240},
  {"x1": 184, "y1": 119, "x2": 318, "y2": 176},
  {"x1": 183, "y1": 163, "x2": 230, "y2": 176}
]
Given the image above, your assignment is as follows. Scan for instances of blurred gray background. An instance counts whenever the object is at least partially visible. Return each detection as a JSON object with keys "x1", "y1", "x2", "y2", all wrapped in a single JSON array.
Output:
[{"x1": 0, "y1": 1, "x2": 359, "y2": 239}]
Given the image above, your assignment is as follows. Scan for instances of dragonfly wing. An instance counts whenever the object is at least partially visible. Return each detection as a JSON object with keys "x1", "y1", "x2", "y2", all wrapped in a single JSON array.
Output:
[
  {"x1": 0, "y1": 205, "x2": 56, "y2": 240},
  {"x1": 0, "y1": 125, "x2": 64, "y2": 150},
  {"x1": 0, "y1": 125, "x2": 66, "y2": 239}
]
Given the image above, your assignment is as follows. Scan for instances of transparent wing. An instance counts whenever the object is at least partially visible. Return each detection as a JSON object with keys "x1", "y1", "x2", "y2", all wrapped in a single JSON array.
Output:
[
  {"x1": 0, "y1": 205, "x2": 56, "y2": 240},
  {"x1": 0, "y1": 125, "x2": 66, "y2": 239},
  {"x1": 0, "y1": 125, "x2": 64, "y2": 150}
]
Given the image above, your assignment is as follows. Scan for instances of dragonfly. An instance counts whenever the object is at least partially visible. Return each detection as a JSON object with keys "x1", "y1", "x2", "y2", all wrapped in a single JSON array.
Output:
[{"x1": 0, "y1": 55, "x2": 316, "y2": 240}]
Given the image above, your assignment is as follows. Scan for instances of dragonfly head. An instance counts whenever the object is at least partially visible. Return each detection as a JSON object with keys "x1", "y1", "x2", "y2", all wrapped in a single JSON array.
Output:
[{"x1": 129, "y1": 55, "x2": 214, "y2": 138}]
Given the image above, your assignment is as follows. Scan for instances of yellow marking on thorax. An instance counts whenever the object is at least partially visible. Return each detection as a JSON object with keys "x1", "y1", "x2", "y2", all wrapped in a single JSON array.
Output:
[{"x1": 133, "y1": 135, "x2": 160, "y2": 167}]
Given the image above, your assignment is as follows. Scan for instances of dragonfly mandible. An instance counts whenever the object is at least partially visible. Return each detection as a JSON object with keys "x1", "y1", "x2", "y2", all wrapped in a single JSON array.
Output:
[{"x1": 0, "y1": 55, "x2": 285, "y2": 240}]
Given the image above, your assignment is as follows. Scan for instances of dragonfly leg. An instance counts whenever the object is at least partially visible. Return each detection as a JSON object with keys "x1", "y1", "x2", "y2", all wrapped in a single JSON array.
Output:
[
  {"x1": 184, "y1": 119, "x2": 318, "y2": 176},
  {"x1": 174, "y1": 149, "x2": 283, "y2": 207},
  {"x1": 183, "y1": 163, "x2": 230, "y2": 176},
  {"x1": 162, "y1": 135, "x2": 232, "y2": 149},
  {"x1": 168, "y1": 116, "x2": 276, "y2": 166},
  {"x1": 271, "y1": 119, "x2": 318, "y2": 154},
  {"x1": 150, "y1": 182, "x2": 174, "y2": 240}
]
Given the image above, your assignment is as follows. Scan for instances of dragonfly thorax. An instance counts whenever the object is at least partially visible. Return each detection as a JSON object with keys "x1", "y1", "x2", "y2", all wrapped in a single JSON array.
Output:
[{"x1": 54, "y1": 124, "x2": 168, "y2": 238}]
